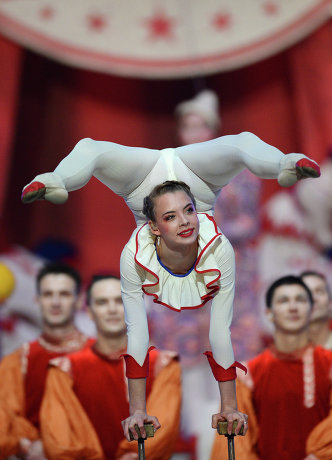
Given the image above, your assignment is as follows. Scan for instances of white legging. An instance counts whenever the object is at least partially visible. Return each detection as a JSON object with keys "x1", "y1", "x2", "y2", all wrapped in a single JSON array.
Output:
[{"x1": 52, "y1": 131, "x2": 303, "y2": 224}]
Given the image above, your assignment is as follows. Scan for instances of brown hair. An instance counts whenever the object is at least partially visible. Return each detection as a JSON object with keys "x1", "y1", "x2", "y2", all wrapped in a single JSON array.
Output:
[
  {"x1": 36, "y1": 262, "x2": 81, "y2": 294},
  {"x1": 143, "y1": 180, "x2": 196, "y2": 221},
  {"x1": 86, "y1": 274, "x2": 120, "y2": 306}
]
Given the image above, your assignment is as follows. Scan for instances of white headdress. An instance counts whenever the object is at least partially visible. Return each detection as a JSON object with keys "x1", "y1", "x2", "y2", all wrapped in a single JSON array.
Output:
[{"x1": 175, "y1": 89, "x2": 221, "y2": 129}]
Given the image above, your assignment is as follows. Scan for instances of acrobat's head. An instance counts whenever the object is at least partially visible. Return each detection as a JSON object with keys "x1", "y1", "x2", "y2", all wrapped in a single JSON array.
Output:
[{"x1": 143, "y1": 180, "x2": 199, "y2": 248}]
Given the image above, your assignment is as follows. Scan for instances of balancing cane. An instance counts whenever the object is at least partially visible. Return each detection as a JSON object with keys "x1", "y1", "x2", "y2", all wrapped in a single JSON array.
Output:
[
  {"x1": 129, "y1": 423, "x2": 154, "y2": 460},
  {"x1": 217, "y1": 420, "x2": 244, "y2": 460}
]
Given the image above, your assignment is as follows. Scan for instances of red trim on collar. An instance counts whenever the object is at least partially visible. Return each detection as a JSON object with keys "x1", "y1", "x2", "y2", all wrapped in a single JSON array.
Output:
[{"x1": 134, "y1": 213, "x2": 222, "y2": 311}]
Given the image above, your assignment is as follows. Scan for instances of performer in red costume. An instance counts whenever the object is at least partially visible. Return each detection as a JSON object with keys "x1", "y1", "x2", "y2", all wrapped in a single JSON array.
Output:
[
  {"x1": 210, "y1": 275, "x2": 332, "y2": 460},
  {"x1": 41, "y1": 275, "x2": 181, "y2": 460},
  {"x1": 21, "y1": 131, "x2": 320, "y2": 438},
  {"x1": 301, "y1": 271, "x2": 332, "y2": 350},
  {"x1": 0, "y1": 262, "x2": 93, "y2": 460}
]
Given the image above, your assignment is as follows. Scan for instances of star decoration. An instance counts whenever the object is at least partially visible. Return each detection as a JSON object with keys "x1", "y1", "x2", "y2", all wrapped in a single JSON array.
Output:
[
  {"x1": 263, "y1": 2, "x2": 279, "y2": 15},
  {"x1": 144, "y1": 9, "x2": 175, "y2": 40},
  {"x1": 212, "y1": 12, "x2": 232, "y2": 31},
  {"x1": 87, "y1": 14, "x2": 108, "y2": 31},
  {"x1": 39, "y1": 6, "x2": 55, "y2": 20}
]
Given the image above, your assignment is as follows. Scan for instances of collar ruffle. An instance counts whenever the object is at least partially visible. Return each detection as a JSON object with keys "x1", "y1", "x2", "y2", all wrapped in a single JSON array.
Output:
[{"x1": 134, "y1": 213, "x2": 222, "y2": 311}]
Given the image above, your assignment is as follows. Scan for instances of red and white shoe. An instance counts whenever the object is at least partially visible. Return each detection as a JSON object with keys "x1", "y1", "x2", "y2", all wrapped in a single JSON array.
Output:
[
  {"x1": 21, "y1": 173, "x2": 68, "y2": 204},
  {"x1": 21, "y1": 181, "x2": 46, "y2": 203},
  {"x1": 278, "y1": 156, "x2": 320, "y2": 187},
  {"x1": 295, "y1": 158, "x2": 321, "y2": 179}
]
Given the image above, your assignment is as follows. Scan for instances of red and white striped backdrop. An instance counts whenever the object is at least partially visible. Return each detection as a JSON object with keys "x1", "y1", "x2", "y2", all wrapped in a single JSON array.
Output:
[{"x1": 0, "y1": 0, "x2": 331, "y2": 78}]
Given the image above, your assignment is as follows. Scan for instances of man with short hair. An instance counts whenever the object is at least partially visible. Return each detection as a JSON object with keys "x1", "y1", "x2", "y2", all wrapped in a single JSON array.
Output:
[
  {"x1": 301, "y1": 271, "x2": 332, "y2": 349},
  {"x1": 210, "y1": 275, "x2": 332, "y2": 460},
  {"x1": 41, "y1": 274, "x2": 181, "y2": 460},
  {"x1": 0, "y1": 262, "x2": 92, "y2": 460}
]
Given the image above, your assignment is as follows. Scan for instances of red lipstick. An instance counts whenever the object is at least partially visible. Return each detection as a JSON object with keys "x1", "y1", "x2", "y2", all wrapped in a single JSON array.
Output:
[{"x1": 178, "y1": 229, "x2": 194, "y2": 238}]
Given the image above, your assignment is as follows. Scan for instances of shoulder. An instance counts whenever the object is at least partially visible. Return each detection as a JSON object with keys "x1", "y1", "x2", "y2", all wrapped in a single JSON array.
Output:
[
  {"x1": 211, "y1": 234, "x2": 235, "y2": 275},
  {"x1": 313, "y1": 346, "x2": 332, "y2": 371},
  {"x1": 249, "y1": 349, "x2": 273, "y2": 370},
  {"x1": 146, "y1": 350, "x2": 181, "y2": 392},
  {"x1": 198, "y1": 213, "x2": 234, "y2": 257},
  {"x1": 0, "y1": 346, "x2": 24, "y2": 370},
  {"x1": 49, "y1": 347, "x2": 94, "y2": 377},
  {"x1": 120, "y1": 225, "x2": 145, "y2": 263},
  {"x1": 49, "y1": 356, "x2": 72, "y2": 375},
  {"x1": 218, "y1": 234, "x2": 234, "y2": 257},
  {"x1": 0, "y1": 342, "x2": 33, "y2": 378},
  {"x1": 150, "y1": 349, "x2": 179, "y2": 377},
  {"x1": 238, "y1": 350, "x2": 272, "y2": 389},
  {"x1": 314, "y1": 345, "x2": 332, "y2": 358}
]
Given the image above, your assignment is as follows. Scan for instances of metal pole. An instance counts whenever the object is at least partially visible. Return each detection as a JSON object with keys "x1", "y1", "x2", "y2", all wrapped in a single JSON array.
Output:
[
  {"x1": 218, "y1": 421, "x2": 242, "y2": 460},
  {"x1": 227, "y1": 434, "x2": 235, "y2": 460},
  {"x1": 129, "y1": 423, "x2": 154, "y2": 459},
  {"x1": 138, "y1": 438, "x2": 145, "y2": 460}
]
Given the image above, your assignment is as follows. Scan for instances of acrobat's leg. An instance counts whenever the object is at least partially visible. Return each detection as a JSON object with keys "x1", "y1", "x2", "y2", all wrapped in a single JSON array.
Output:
[
  {"x1": 176, "y1": 132, "x2": 320, "y2": 188},
  {"x1": 22, "y1": 138, "x2": 160, "y2": 204}
]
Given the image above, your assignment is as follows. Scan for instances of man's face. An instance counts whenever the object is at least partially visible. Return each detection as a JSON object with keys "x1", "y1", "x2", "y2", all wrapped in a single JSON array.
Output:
[
  {"x1": 268, "y1": 283, "x2": 312, "y2": 334},
  {"x1": 177, "y1": 113, "x2": 216, "y2": 145},
  {"x1": 302, "y1": 275, "x2": 331, "y2": 322},
  {"x1": 37, "y1": 274, "x2": 78, "y2": 328},
  {"x1": 89, "y1": 278, "x2": 126, "y2": 337}
]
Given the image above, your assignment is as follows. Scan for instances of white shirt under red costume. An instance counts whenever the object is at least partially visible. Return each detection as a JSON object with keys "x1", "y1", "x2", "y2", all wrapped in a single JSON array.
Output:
[
  {"x1": 0, "y1": 330, "x2": 92, "y2": 459},
  {"x1": 210, "y1": 344, "x2": 332, "y2": 460},
  {"x1": 120, "y1": 212, "x2": 245, "y2": 380}
]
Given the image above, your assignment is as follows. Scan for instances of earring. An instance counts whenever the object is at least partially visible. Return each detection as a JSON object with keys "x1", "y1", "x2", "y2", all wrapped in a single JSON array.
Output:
[{"x1": 157, "y1": 236, "x2": 161, "y2": 246}]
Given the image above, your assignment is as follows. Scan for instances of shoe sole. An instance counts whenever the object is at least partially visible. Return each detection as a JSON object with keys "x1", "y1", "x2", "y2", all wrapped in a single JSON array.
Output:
[{"x1": 21, "y1": 184, "x2": 46, "y2": 203}]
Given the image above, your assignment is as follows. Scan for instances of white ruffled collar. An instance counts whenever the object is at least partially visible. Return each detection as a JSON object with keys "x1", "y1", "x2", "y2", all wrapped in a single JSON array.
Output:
[{"x1": 134, "y1": 213, "x2": 222, "y2": 311}]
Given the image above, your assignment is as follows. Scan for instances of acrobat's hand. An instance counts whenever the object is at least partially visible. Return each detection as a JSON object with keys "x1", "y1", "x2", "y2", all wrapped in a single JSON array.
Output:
[
  {"x1": 278, "y1": 156, "x2": 320, "y2": 187},
  {"x1": 121, "y1": 410, "x2": 160, "y2": 442},
  {"x1": 21, "y1": 173, "x2": 68, "y2": 204},
  {"x1": 212, "y1": 410, "x2": 248, "y2": 436}
]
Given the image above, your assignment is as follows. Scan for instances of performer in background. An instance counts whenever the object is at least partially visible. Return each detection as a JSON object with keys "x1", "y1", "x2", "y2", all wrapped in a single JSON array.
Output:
[
  {"x1": 21, "y1": 123, "x2": 320, "y2": 439},
  {"x1": 210, "y1": 275, "x2": 332, "y2": 460},
  {"x1": 41, "y1": 275, "x2": 181, "y2": 460},
  {"x1": 301, "y1": 271, "x2": 332, "y2": 349},
  {"x1": 0, "y1": 262, "x2": 92, "y2": 460}
]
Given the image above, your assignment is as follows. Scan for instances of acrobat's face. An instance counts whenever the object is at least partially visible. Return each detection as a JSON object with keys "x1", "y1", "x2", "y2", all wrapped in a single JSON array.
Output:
[
  {"x1": 149, "y1": 190, "x2": 199, "y2": 249},
  {"x1": 268, "y1": 284, "x2": 312, "y2": 334},
  {"x1": 302, "y1": 274, "x2": 331, "y2": 322},
  {"x1": 178, "y1": 113, "x2": 216, "y2": 146},
  {"x1": 37, "y1": 274, "x2": 78, "y2": 328},
  {"x1": 89, "y1": 278, "x2": 126, "y2": 337}
]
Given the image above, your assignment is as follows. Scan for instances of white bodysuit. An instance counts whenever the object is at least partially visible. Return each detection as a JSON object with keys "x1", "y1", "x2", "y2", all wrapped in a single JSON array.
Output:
[{"x1": 28, "y1": 132, "x2": 310, "y2": 368}]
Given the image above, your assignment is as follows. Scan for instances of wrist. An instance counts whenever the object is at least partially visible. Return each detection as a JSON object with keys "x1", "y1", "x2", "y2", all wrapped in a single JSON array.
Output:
[
  {"x1": 130, "y1": 407, "x2": 147, "y2": 416},
  {"x1": 220, "y1": 404, "x2": 238, "y2": 412}
]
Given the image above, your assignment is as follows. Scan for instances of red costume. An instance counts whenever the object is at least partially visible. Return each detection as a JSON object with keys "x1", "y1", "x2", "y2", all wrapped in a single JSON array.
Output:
[
  {"x1": 210, "y1": 345, "x2": 332, "y2": 460},
  {"x1": 0, "y1": 330, "x2": 92, "y2": 459},
  {"x1": 41, "y1": 346, "x2": 181, "y2": 460}
]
